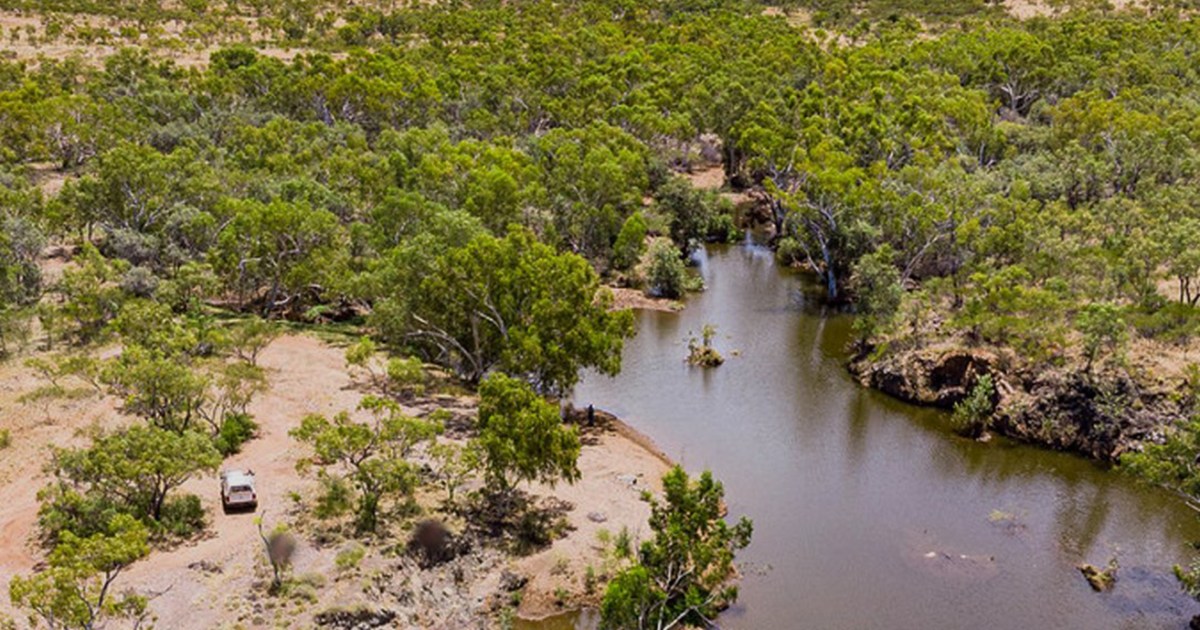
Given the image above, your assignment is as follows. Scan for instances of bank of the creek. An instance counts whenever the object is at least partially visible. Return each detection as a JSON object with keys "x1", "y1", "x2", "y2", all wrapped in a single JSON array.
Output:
[{"x1": 538, "y1": 244, "x2": 1200, "y2": 630}]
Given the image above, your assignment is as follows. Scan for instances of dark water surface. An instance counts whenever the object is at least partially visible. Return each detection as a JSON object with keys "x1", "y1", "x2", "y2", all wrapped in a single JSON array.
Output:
[{"x1": 539, "y1": 245, "x2": 1200, "y2": 630}]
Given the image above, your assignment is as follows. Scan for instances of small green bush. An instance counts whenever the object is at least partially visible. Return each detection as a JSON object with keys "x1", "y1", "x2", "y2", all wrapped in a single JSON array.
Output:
[
  {"x1": 707, "y1": 213, "x2": 742, "y2": 244},
  {"x1": 36, "y1": 490, "x2": 118, "y2": 544},
  {"x1": 950, "y1": 375, "x2": 996, "y2": 439},
  {"x1": 644, "y1": 240, "x2": 687, "y2": 299},
  {"x1": 775, "y1": 237, "x2": 804, "y2": 267},
  {"x1": 157, "y1": 494, "x2": 207, "y2": 538},
  {"x1": 1130, "y1": 302, "x2": 1200, "y2": 346},
  {"x1": 613, "y1": 526, "x2": 633, "y2": 560},
  {"x1": 613, "y1": 211, "x2": 648, "y2": 271},
  {"x1": 385, "y1": 356, "x2": 426, "y2": 398},
  {"x1": 214, "y1": 413, "x2": 259, "y2": 456},
  {"x1": 314, "y1": 475, "x2": 354, "y2": 519},
  {"x1": 335, "y1": 543, "x2": 366, "y2": 572},
  {"x1": 282, "y1": 573, "x2": 326, "y2": 602},
  {"x1": 583, "y1": 565, "x2": 597, "y2": 594}
]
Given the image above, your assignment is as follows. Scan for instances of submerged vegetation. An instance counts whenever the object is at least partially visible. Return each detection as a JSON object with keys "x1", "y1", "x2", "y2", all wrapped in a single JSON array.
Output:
[{"x1": 687, "y1": 324, "x2": 725, "y2": 368}]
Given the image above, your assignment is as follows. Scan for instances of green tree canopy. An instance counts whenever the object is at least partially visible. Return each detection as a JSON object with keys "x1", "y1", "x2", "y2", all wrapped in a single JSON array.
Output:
[
  {"x1": 475, "y1": 373, "x2": 580, "y2": 499},
  {"x1": 601, "y1": 466, "x2": 752, "y2": 630},
  {"x1": 372, "y1": 227, "x2": 633, "y2": 394},
  {"x1": 10, "y1": 514, "x2": 150, "y2": 630},
  {"x1": 291, "y1": 395, "x2": 441, "y2": 533},
  {"x1": 41, "y1": 425, "x2": 220, "y2": 538},
  {"x1": 210, "y1": 198, "x2": 347, "y2": 316}
]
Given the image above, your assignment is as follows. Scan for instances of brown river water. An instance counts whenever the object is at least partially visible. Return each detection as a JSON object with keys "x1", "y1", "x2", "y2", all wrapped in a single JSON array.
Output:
[{"x1": 524, "y1": 244, "x2": 1200, "y2": 630}]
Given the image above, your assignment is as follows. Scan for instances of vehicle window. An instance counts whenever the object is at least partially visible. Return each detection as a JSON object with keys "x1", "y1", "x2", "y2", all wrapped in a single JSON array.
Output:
[{"x1": 231, "y1": 485, "x2": 252, "y2": 493}]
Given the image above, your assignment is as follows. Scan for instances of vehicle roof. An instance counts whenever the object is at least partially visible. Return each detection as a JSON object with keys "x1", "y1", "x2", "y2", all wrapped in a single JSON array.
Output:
[{"x1": 222, "y1": 470, "x2": 255, "y2": 484}]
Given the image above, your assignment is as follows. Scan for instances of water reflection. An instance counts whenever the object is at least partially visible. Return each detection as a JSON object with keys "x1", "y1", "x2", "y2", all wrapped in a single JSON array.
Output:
[{"x1": 554, "y1": 245, "x2": 1200, "y2": 630}]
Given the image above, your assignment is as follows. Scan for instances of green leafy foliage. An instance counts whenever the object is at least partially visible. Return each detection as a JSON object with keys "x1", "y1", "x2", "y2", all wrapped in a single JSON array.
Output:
[
  {"x1": 612, "y1": 212, "x2": 648, "y2": 272},
  {"x1": 344, "y1": 336, "x2": 428, "y2": 398},
  {"x1": 39, "y1": 425, "x2": 220, "y2": 543},
  {"x1": 211, "y1": 198, "x2": 347, "y2": 316},
  {"x1": 372, "y1": 227, "x2": 633, "y2": 394},
  {"x1": 1123, "y1": 418, "x2": 1200, "y2": 498},
  {"x1": 12, "y1": 2, "x2": 1200, "y2": 622},
  {"x1": 9, "y1": 514, "x2": 150, "y2": 630},
  {"x1": 600, "y1": 466, "x2": 752, "y2": 630},
  {"x1": 61, "y1": 142, "x2": 218, "y2": 269},
  {"x1": 851, "y1": 245, "x2": 903, "y2": 341},
  {"x1": 291, "y1": 396, "x2": 441, "y2": 533},
  {"x1": 644, "y1": 240, "x2": 688, "y2": 300},
  {"x1": 655, "y1": 177, "x2": 723, "y2": 253},
  {"x1": 687, "y1": 324, "x2": 724, "y2": 368},
  {"x1": 0, "y1": 214, "x2": 43, "y2": 308},
  {"x1": 227, "y1": 317, "x2": 280, "y2": 366},
  {"x1": 954, "y1": 267, "x2": 1068, "y2": 362},
  {"x1": 950, "y1": 375, "x2": 996, "y2": 439},
  {"x1": 1076, "y1": 303, "x2": 1128, "y2": 368},
  {"x1": 475, "y1": 373, "x2": 580, "y2": 500},
  {"x1": 45, "y1": 244, "x2": 127, "y2": 346},
  {"x1": 214, "y1": 412, "x2": 259, "y2": 456}
]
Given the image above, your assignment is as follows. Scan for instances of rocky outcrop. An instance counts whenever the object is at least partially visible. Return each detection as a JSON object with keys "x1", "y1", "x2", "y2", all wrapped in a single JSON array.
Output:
[
  {"x1": 850, "y1": 346, "x2": 1186, "y2": 461},
  {"x1": 314, "y1": 606, "x2": 397, "y2": 629},
  {"x1": 991, "y1": 368, "x2": 1179, "y2": 460},
  {"x1": 850, "y1": 348, "x2": 997, "y2": 408}
]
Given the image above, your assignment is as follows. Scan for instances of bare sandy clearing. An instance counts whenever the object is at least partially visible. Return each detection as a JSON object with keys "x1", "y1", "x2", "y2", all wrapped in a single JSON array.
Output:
[
  {"x1": 517, "y1": 421, "x2": 668, "y2": 619},
  {"x1": 0, "y1": 355, "x2": 124, "y2": 622},
  {"x1": 1006, "y1": 0, "x2": 1144, "y2": 19},
  {"x1": 25, "y1": 163, "x2": 72, "y2": 198},
  {"x1": 609, "y1": 287, "x2": 681, "y2": 313},
  {"x1": 684, "y1": 164, "x2": 725, "y2": 191},
  {"x1": 112, "y1": 333, "x2": 351, "y2": 629},
  {"x1": 0, "y1": 332, "x2": 672, "y2": 627}
]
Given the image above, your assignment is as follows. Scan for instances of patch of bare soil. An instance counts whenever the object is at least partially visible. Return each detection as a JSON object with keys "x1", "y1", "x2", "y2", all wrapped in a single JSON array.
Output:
[
  {"x1": 684, "y1": 165, "x2": 725, "y2": 191},
  {"x1": 0, "y1": 355, "x2": 124, "y2": 622},
  {"x1": 0, "y1": 10, "x2": 345, "y2": 69},
  {"x1": 608, "y1": 287, "x2": 681, "y2": 313},
  {"x1": 0, "y1": 40, "x2": 345, "y2": 68},
  {"x1": 37, "y1": 243, "x2": 75, "y2": 288},
  {"x1": 762, "y1": 5, "x2": 813, "y2": 27},
  {"x1": 111, "y1": 333, "x2": 353, "y2": 629},
  {"x1": 1128, "y1": 336, "x2": 1200, "y2": 390},
  {"x1": 1005, "y1": 0, "x2": 1144, "y2": 19},
  {"x1": 25, "y1": 163, "x2": 71, "y2": 198},
  {"x1": 516, "y1": 417, "x2": 669, "y2": 619}
]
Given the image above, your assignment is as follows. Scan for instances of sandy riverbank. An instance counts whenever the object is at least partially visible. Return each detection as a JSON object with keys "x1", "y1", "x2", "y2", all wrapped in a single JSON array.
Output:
[
  {"x1": 0, "y1": 333, "x2": 671, "y2": 628},
  {"x1": 608, "y1": 287, "x2": 682, "y2": 313}
]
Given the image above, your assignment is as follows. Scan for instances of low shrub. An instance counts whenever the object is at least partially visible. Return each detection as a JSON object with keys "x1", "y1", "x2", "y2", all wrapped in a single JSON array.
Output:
[
  {"x1": 214, "y1": 413, "x2": 259, "y2": 456},
  {"x1": 157, "y1": 494, "x2": 207, "y2": 539}
]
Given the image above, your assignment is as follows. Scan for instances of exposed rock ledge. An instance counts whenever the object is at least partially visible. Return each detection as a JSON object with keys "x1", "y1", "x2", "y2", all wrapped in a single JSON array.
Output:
[{"x1": 848, "y1": 346, "x2": 1187, "y2": 461}]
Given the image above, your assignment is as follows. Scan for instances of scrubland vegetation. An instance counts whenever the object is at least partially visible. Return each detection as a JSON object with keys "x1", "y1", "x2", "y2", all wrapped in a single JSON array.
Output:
[{"x1": 7, "y1": 0, "x2": 1200, "y2": 626}]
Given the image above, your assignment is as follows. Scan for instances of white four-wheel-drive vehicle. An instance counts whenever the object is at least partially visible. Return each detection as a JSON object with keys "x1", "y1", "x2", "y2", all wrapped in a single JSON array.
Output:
[{"x1": 220, "y1": 469, "x2": 257, "y2": 513}]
